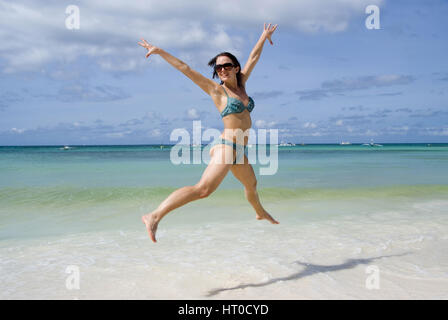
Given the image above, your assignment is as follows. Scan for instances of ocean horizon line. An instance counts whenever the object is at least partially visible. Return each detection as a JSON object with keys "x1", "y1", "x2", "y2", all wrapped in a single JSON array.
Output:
[{"x1": 1, "y1": 142, "x2": 447, "y2": 148}]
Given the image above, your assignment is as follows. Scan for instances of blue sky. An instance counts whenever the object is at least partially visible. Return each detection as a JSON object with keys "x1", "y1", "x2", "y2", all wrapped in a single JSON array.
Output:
[{"x1": 0, "y1": 0, "x2": 447, "y2": 145}]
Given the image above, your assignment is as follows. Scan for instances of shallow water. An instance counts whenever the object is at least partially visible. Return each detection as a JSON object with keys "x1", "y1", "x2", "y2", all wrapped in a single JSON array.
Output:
[{"x1": 1, "y1": 144, "x2": 447, "y2": 299}]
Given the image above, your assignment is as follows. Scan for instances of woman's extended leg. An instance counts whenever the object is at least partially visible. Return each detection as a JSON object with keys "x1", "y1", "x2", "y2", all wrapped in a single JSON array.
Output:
[
  {"x1": 142, "y1": 145, "x2": 234, "y2": 242},
  {"x1": 231, "y1": 156, "x2": 279, "y2": 224}
]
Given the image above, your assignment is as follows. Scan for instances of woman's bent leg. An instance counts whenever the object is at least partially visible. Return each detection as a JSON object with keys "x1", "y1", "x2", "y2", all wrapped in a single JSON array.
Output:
[
  {"x1": 230, "y1": 156, "x2": 279, "y2": 224},
  {"x1": 142, "y1": 144, "x2": 234, "y2": 242}
]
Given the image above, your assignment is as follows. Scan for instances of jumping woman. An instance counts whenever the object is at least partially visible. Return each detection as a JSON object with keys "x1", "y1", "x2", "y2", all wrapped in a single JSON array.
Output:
[{"x1": 138, "y1": 23, "x2": 279, "y2": 243}]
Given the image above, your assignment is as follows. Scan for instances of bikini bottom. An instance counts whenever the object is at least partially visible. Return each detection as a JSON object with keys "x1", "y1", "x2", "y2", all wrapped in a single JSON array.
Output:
[{"x1": 210, "y1": 137, "x2": 248, "y2": 165}]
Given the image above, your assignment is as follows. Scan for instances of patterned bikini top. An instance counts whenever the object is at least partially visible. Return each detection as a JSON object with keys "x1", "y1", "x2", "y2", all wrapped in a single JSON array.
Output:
[{"x1": 220, "y1": 86, "x2": 255, "y2": 118}]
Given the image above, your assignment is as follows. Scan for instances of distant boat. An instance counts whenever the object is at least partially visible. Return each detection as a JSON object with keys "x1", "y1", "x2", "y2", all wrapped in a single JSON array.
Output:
[
  {"x1": 60, "y1": 145, "x2": 71, "y2": 150},
  {"x1": 340, "y1": 141, "x2": 351, "y2": 145},
  {"x1": 279, "y1": 142, "x2": 296, "y2": 146},
  {"x1": 362, "y1": 139, "x2": 383, "y2": 147}
]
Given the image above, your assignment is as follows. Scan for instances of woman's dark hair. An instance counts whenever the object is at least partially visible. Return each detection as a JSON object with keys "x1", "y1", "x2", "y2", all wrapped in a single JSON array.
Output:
[{"x1": 208, "y1": 52, "x2": 243, "y2": 88}]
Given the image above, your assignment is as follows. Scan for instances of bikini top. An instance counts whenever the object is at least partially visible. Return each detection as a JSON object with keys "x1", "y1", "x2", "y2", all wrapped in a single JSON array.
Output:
[{"x1": 220, "y1": 86, "x2": 255, "y2": 118}]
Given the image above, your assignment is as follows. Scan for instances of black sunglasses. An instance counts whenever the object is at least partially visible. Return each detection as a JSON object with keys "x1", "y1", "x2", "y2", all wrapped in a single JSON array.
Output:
[{"x1": 215, "y1": 63, "x2": 234, "y2": 72}]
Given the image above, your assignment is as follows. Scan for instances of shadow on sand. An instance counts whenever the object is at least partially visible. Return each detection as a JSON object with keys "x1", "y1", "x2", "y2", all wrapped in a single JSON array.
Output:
[{"x1": 205, "y1": 252, "x2": 411, "y2": 297}]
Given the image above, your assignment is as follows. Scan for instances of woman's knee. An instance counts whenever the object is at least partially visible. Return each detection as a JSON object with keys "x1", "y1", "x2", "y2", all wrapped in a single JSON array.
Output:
[
  {"x1": 245, "y1": 179, "x2": 257, "y2": 193},
  {"x1": 195, "y1": 183, "x2": 214, "y2": 199}
]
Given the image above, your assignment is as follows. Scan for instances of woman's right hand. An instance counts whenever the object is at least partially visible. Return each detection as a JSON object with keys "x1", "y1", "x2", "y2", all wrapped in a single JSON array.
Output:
[{"x1": 138, "y1": 38, "x2": 161, "y2": 58}]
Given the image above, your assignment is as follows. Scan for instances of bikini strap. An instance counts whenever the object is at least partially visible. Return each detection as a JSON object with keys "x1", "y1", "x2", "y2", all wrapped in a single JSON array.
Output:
[{"x1": 221, "y1": 86, "x2": 229, "y2": 97}]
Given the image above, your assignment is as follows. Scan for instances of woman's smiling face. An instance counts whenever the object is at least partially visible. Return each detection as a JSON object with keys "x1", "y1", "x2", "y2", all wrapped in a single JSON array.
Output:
[{"x1": 216, "y1": 55, "x2": 239, "y2": 83}]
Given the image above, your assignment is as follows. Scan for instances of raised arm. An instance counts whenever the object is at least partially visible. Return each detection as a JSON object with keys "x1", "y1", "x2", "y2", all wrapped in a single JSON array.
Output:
[
  {"x1": 138, "y1": 39, "x2": 219, "y2": 96},
  {"x1": 241, "y1": 23, "x2": 278, "y2": 86}
]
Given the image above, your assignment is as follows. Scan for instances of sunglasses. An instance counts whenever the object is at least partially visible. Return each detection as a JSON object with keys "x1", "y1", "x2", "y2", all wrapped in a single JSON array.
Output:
[{"x1": 215, "y1": 63, "x2": 234, "y2": 72}]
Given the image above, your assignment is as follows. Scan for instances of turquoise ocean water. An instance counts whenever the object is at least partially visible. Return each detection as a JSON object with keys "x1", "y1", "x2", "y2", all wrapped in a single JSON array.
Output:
[{"x1": 1, "y1": 143, "x2": 447, "y2": 299}]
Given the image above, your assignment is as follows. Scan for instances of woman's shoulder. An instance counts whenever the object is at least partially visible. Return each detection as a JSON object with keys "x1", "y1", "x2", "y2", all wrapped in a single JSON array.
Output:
[{"x1": 210, "y1": 85, "x2": 228, "y2": 111}]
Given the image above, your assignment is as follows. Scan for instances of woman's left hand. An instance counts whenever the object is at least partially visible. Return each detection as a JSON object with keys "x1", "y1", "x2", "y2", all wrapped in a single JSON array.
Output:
[{"x1": 263, "y1": 23, "x2": 278, "y2": 45}]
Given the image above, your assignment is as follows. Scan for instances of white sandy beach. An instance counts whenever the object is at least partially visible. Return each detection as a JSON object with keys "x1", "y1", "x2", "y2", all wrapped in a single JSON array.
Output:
[{"x1": 1, "y1": 196, "x2": 447, "y2": 300}]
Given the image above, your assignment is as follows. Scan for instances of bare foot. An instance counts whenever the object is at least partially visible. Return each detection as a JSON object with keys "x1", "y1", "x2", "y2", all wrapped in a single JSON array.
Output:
[
  {"x1": 256, "y1": 210, "x2": 279, "y2": 224},
  {"x1": 141, "y1": 213, "x2": 159, "y2": 242}
]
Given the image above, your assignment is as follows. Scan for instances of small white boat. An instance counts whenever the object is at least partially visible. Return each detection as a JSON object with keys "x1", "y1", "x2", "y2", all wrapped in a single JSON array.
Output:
[
  {"x1": 362, "y1": 139, "x2": 382, "y2": 147},
  {"x1": 60, "y1": 145, "x2": 71, "y2": 150},
  {"x1": 340, "y1": 141, "x2": 351, "y2": 145},
  {"x1": 279, "y1": 142, "x2": 296, "y2": 146}
]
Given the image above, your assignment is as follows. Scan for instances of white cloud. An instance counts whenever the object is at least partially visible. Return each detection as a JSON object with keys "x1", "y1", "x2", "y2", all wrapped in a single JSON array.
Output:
[
  {"x1": 425, "y1": 127, "x2": 448, "y2": 136},
  {"x1": 322, "y1": 75, "x2": 414, "y2": 91},
  {"x1": 186, "y1": 108, "x2": 200, "y2": 120},
  {"x1": 11, "y1": 127, "x2": 26, "y2": 134},
  {"x1": 104, "y1": 130, "x2": 132, "y2": 138},
  {"x1": 365, "y1": 129, "x2": 379, "y2": 136},
  {"x1": 151, "y1": 129, "x2": 161, "y2": 137},
  {"x1": 0, "y1": 0, "x2": 383, "y2": 73},
  {"x1": 397, "y1": 125, "x2": 409, "y2": 131},
  {"x1": 57, "y1": 84, "x2": 130, "y2": 102},
  {"x1": 255, "y1": 119, "x2": 277, "y2": 128},
  {"x1": 439, "y1": 128, "x2": 448, "y2": 136},
  {"x1": 255, "y1": 119, "x2": 266, "y2": 128},
  {"x1": 297, "y1": 74, "x2": 414, "y2": 100},
  {"x1": 303, "y1": 122, "x2": 317, "y2": 129}
]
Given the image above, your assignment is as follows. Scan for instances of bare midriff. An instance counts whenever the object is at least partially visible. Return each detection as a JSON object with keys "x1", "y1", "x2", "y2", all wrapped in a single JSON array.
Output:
[{"x1": 220, "y1": 111, "x2": 252, "y2": 145}]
